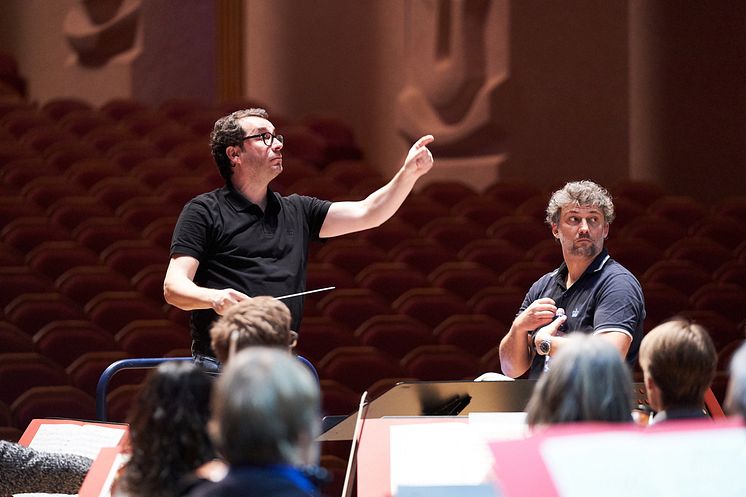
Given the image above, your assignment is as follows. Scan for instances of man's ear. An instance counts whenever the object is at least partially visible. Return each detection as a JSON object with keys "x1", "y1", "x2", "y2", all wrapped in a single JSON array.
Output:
[{"x1": 551, "y1": 224, "x2": 559, "y2": 239}]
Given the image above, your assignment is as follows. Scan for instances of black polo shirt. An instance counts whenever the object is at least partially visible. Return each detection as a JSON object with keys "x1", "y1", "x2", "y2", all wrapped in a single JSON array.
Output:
[
  {"x1": 170, "y1": 185, "x2": 331, "y2": 357},
  {"x1": 519, "y1": 248, "x2": 646, "y2": 378}
]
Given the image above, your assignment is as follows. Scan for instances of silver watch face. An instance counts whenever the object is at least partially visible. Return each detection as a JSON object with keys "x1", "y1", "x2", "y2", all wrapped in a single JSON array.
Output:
[{"x1": 539, "y1": 339, "x2": 551, "y2": 355}]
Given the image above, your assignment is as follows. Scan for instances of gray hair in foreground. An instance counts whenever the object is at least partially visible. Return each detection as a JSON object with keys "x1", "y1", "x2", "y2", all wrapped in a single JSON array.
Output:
[
  {"x1": 526, "y1": 333, "x2": 633, "y2": 427},
  {"x1": 209, "y1": 347, "x2": 320, "y2": 466},
  {"x1": 725, "y1": 342, "x2": 746, "y2": 419}
]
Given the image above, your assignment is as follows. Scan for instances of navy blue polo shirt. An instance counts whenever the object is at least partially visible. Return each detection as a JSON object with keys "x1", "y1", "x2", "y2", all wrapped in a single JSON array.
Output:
[
  {"x1": 519, "y1": 248, "x2": 646, "y2": 378},
  {"x1": 170, "y1": 185, "x2": 331, "y2": 357}
]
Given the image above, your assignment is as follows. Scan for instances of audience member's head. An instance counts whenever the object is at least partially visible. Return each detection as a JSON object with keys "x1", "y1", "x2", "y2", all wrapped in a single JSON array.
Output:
[
  {"x1": 639, "y1": 318, "x2": 716, "y2": 417},
  {"x1": 209, "y1": 347, "x2": 321, "y2": 468},
  {"x1": 210, "y1": 296, "x2": 295, "y2": 364},
  {"x1": 526, "y1": 333, "x2": 633, "y2": 427},
  {"x1": 119, "y1": 361, "x2": 215, "y2": 497},
  {"x1": 725, "y1": 341, "x2": 746, "y2": 419}
]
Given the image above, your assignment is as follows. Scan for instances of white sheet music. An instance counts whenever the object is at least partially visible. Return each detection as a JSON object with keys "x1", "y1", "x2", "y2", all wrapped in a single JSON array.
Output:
[
  {"x1": 390, "y1": 423, "x2": 495, "y2": 495},
  {"x1": 541, "y1": 426, "x2": 746, "y2": 497},
  {"x1": 28, "y1": 424, "x2": 125, "y2": 460}
]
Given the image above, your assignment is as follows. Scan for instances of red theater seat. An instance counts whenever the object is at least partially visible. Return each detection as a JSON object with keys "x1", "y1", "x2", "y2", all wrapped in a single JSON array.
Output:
[
  {"x1": 4, "y1": 293, "x2": 86, "y2": 335},
  {"x1": 354, "y1": 314, "x2": 435, "y2": 359},
  {"x1": 318, "y1": 289, "x2": 391, "y2": 330},
  {"x1": 457, "y1": 238, "x2": 525, "y2": 276},
  {"x1": 487, "y1": 216, "x2": 548, "y2": 251},
  {"x1": 85, "y1": 291, "x2": 167, "y2": 334},
  {"x1": 318, "y1": 346, "x2": 404, "y2": 394},
  {"x1": 392, "y1": 288, "x2": 470, "y2": 329},
  {"x1": 355, "y1": 262, "x2": 429, "y2": 303},
  {"x1": 0, "y1": 353, "x2": 70, "y2": 405},
  {"x1": 428, "y1": 261, "x2": 501, "y2": 300},
  {"x1": 401, "y1": 345, "x2": 480, "y2": 382},
  {"x1": 33, "y1": 320, "x2": 117, "y2": 367},
  {"x1": 10, "y1": 386, "x2": 95, "y2": 430},
  {"x1": 433, "y1": 314, "x2": 507, "y2": 357},
  {"x1": 55, "y1": 265, "x2": 134, "y2": 306},
  {"x1": 294, "y1": 316, "x2": 357, "y2": 364}
]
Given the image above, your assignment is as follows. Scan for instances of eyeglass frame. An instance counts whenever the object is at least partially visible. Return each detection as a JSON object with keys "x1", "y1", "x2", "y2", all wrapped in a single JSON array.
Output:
[{"x1": 241, "y1": 131, "x2": 284, "y2": 147}]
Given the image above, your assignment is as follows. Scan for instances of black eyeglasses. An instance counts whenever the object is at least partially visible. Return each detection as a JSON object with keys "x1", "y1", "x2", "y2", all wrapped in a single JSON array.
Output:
[{"x1": 242, "y1": 131, "x2": 284, "y2": 147}]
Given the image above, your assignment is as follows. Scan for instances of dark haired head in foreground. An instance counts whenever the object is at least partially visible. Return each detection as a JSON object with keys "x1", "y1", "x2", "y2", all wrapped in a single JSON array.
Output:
[{"x1": 118, "y1": 361, "x2": 215, "y2": 497}]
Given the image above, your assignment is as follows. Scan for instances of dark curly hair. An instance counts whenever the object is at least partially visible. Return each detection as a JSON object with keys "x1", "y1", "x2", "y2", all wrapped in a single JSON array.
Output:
[
  {"x1": 209, "y1": 108, "x2": 269, "y2": 183},
  {"x1": 119, "y1": 361, "x2": 215, "y2": 497}
]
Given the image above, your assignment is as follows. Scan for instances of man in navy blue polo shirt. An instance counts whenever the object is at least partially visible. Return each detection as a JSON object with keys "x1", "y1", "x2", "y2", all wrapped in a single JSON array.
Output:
[
  {"x1": 498, "y1": 180, "x2": 646, "y2": 379},
  {"x1": 164, "y1": 108, "x2": 434, "y2": 368}
]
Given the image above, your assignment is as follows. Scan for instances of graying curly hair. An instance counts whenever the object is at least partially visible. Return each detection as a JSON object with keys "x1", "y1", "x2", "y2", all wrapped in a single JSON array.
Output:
[{"x1": 545, "y1": 180, "x2": 615, "y2": 226}]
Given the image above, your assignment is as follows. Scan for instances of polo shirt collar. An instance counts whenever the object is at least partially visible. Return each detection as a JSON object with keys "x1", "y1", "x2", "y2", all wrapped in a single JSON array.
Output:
[
  {"x1": 223, "y1": 184, "x2": 280, "y2": 214},
  {"x1": 551, "y1": 246, "x2": 611, "y2": 286}
]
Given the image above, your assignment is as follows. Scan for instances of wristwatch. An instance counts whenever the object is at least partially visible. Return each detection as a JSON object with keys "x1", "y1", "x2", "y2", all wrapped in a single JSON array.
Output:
[{"x1": 538, "y1": 337, "x2": 551, "y2": 356}]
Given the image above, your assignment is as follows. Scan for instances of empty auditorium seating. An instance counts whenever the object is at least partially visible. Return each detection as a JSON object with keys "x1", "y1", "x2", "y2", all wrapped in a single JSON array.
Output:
[
  {"x1": 115, "y1": 319, "x2": 190, "y2": 357},
  {"x1": 433, "y1": 314, "x2": 507, "y2": 357},
  {"x1": 428, "y1": 261, "x2": 501, "y2": 301},
  {"x1": 690, "y1": 283, "x2": 746, "y2": 325},
  {"x1": 401, "y1": 345, "x2": 481, "y2": 382},
  {"x1": 419, "y1": 181, "x2": 478, "y2": 207},
  {"x1": 5, "y1": 293, "x2": 86, "y2": 335},
  {"x1": 100, "y1": 240, "x2": 168, "y2": 278},
  {"x1": 33, "y1": 320, "x2": 117, "y2": 367},
  {"x1": 457, "y1": 238, "x2": 525, "y2": 276},
  {"x1": 318, "y1": 346, "x2": 404, "y2": 393},
  {"x1": 355, "y1": 262, "x2": 429, "y2": 303},
  {"x1": 467, "y1": 286, "x2": 526, "y2": 324},
  {"x1": 294, "y1": 316, "x2": 358, "y2": 363},
  {"x1": 354, "y1": 314, "x2": 435, "y2": 359},
  {"x1": 486, "y1": 215, "x2": 549, "y2": 251},
  {"x1": 392, "y1": 288, "x2": 470, "y2": 329},
  {"x1": 316, "y1": 239, "x2": 389, "y2": 275},
  {"x1": 420, "y1": 216, "x2": 486, "y2": 253},
  {"x1": 451, "y1": 195, "x2": 514, "y2": 228},
  {"x1": 1, "y1": 216, "x2": 71, "y2": 252},
  {"x1": 642, "y1": 260, "x2": 713, "y2": 296},
  {"x1": 664, "y1": 237, "x2": 734, "y2": 273},
  {"x1": 10, "y1": 385, "x2": 96, "y2": 430},
  {"x1": 0, "y1": 266, "x2": 53, "y2": 308},
  {"x1": 0, "y1": 322, "x2": 33, "y2": 352},
  {"x1": 355, "y1": 218, "x2": 417, "y2": 252},
  {"x1": 318, "y1": 289, "x2": 392, "y2": 330},
  {"x1": 85, "y1": 291, "x2": 167, "y2": 334},
  {"x1": 390, "y1": 238, "x2": 455, "y2": 275},
  {"x1": 0, "y1": 353, "x2": 70, "y2": 404},
  {"x1": 484, "y1": 181, "x2": 542, "y2": 205},
  {"x1": 105, "y1": 384, "x2": 141, "y2": 423},
  {"x1": 618, "y1": 215, "x2": 688, "y2": 251},
  {"x1": 55, "y1": 265, "x2": 134, "y2": 306},
  {"x1": 26, "y1": 241, "x2": 100, "y2": 279},
  {"x1": 66, "y1": 351, "x2": 136, "y2": 396}
]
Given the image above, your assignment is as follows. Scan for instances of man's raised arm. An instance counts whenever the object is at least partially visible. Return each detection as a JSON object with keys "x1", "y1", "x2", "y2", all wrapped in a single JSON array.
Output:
[{"x1": 319, "y1": 135, "x2": 434, "y2": 238}]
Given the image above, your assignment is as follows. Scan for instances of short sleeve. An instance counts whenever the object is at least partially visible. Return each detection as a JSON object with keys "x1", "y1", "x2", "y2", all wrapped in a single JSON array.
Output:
[
  {"x1": 293, "y1": 194, "x2": 331, "y2": 241},
  {"x1": 593, "y1": 271, "x2": 645, "y2": 336},
  {"x1": 170, "y1": 198, "x2": 213, "y2": 260}
]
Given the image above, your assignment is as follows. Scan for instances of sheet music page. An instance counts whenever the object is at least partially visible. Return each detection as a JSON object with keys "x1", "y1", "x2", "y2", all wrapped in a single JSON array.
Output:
[
  {"x1": 540, "y1": 426, "x2": 746, "y2": 497},
  {"x1": 389, "y1": 423, "x2": 495, "y2": 496},
  {"x1": 468, "y1": 412, "x2": 529, "y2": 440},
  {"x1": 28, "y1": 424, "x2": 125, "y2": 460}
]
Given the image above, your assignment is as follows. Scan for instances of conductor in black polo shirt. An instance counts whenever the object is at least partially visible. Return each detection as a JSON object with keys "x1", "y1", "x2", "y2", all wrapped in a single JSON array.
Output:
[
  {"x1": 164, "y1": 108, "x2": 434, "y2": 369},
  {"x1": 498, "y1": 180, "x2": 646, "y2": 379}
]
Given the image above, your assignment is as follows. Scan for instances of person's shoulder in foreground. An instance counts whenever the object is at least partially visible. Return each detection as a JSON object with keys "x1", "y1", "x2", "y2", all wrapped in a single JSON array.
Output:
[{"x1": 0, "y1": 440, "x2": 93, "y2": 495}]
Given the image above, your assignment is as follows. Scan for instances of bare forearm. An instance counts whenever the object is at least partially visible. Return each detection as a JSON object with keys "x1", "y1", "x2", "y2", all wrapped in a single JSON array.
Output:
[
  {"x1": 498, "y1": 324, "x2": 532, "y2": 378},
  {"x1": 163, "y1": 274, "x2": 222, "y2": 311}
]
